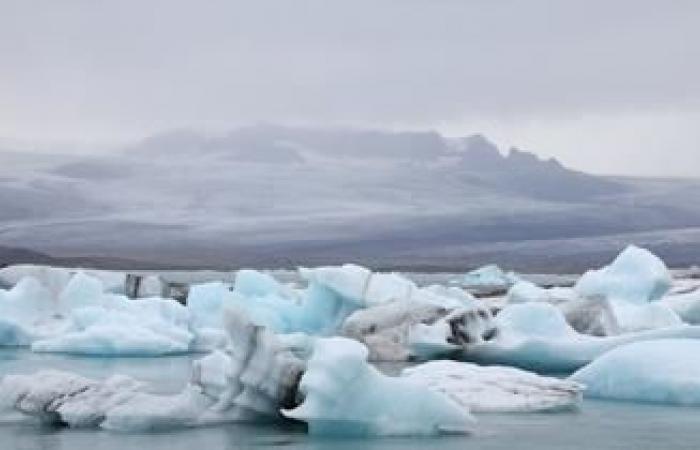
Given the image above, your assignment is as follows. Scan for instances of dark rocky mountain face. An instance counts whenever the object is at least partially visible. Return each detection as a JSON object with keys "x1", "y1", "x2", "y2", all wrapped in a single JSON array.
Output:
[{"x1": 0, "y1": 126, "x2": 698, "y2": 270}]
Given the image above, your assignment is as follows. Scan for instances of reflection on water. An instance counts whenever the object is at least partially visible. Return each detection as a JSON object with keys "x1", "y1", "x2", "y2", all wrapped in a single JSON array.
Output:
[{"x1": 0, "y1": 349, "x2": 697, "y2": 450}]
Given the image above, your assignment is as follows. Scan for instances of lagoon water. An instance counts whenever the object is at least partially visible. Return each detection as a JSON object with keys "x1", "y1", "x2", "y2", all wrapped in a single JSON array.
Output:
[{"x1": 0, "y1": 349, "x2": 697, "y2": 450}]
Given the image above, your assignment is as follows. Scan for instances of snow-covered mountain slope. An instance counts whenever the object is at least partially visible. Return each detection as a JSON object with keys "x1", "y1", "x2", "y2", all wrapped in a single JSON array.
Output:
[{"x1": 0, "y1": 126, "x2": 699, "y2": 270}]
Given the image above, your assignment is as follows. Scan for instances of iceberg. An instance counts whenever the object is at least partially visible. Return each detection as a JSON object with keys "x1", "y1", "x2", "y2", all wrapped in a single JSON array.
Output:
[
  {"x1": 1, "y1": 307, "x2": 475, "y2": 437},
  {"x1": 558, "y1": 295, "x2": 621, "y2": 336},
  {"x1": 466, "y1": 302, "x2": 700, "y2": 372},
  {"x1": 283, "y1": 337, "x2": 475, "y2": 436},
  {"x1": 341, "y1": 299, "x2": 449, "y2": 361},
  {"x1": 408, "y1": 306, "x2": 499, "y2": 361},
  {"x1": 575, "y1": 245, "x2": 672, "y2": 304},
  {"x1": 30, "y1": 297, "x2": 194, "y2": 356},
  {"x1": 0, "y1": 270, "x2": 195, "y2": 356},
  {"x1": 462, "y1": 265, "x2": 520, "y2": 292},
  {"x1": 506, "y1": 280, "x2": 576, "y2": 305},
  {"x1": 0, "y1": 370, "x2": 144, "y2": 427},
  {"x1": 0, "y1": 265, "x2": 126, "y2": 297},
  {"x1": 572, "y1": 246, "x2": 680, "y2": 332},
  {"x1": 402, "y1": 360, "x2": 583, "y2": 413},
  {"x1": 570, "y1": 339, "x2": 700, "y2": 405},
  {"x1": 663, "y1": 290, "x2": 700, "y2": 324}
]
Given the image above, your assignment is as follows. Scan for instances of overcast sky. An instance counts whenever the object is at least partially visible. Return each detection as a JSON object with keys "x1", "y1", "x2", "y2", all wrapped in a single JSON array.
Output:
[{"x1": 1, "y1": 0, "x2": 699, "y2": 176}]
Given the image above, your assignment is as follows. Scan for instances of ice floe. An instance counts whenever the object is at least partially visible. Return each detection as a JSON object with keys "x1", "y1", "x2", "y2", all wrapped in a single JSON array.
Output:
[
  {"x1": 402, "y1": 360, "x2": 583, "y2": 412},
  {"x1": 570, "y1": 339, "x2": 700, "y2": 405},
  {"x1": 465, "y1": 302, "x2": 700, "y2": 372}
]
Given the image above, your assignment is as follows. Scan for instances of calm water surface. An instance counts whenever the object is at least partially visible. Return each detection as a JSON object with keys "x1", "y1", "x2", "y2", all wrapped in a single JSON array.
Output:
[{"x1": 0, "y1": 349, "x2": 697, "y2": 450}]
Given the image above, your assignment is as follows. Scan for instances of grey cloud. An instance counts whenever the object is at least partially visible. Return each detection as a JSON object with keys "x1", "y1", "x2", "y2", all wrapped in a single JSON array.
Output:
[{"x1": 0, "y1": 0, "x2": 699, "y2": 175}]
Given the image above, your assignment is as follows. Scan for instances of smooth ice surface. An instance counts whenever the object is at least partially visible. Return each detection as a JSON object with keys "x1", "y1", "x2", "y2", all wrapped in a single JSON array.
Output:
[
  {"x1": 284, "y1": 337, "x2": 475, "y2": 437},
  {"x1": 467, "y1": 303, "x2": 700, "y2": 372},
  {"x1": 402, "y1": 360, "x2": 583, "y2": 413},
  {"x1": 575, "y1": 246, "x2": 672, "y2": 304},
  {"x1": 664, "y1": 290, "x2": 700, "y2": 324},
  {"x1": 570, "y1": 339, "x2": 700, "y2": 405}
]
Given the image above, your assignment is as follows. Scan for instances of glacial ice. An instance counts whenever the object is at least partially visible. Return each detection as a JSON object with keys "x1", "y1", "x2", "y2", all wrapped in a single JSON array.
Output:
[
  {"x1": 570, "y1": 339, "x2": 700, "y2": 405},
  {"x1": 575, "y1": 245, "x2": 672, "y2": 304},
  {"x1": 504, "y1": 247, "x2": 683, "y2": 334},
  {"x1": 466, "y1": 302, "x2": 700, "y2": 372},
  {"x1": 3, "y1": 252, "x2": 700, "y2": 437},
  {"x1": 30, "y1": 297, "x2": 194, "y2": 356},
  {"x1": 1, "y1": 308, "x2": 476, "y2": 437},
  {"x1": 0, "y1": 370, "x2": 144, "y2": 427},
  {"x1": 0, "y1": 265, "x2": 125, "y2": 297},
  {"x1": 506, "y1": 280, "x2": 576, "y2": 305},
  {"x1": 341, "y1": 299, "x2": 450, "y2": 361},
  {"x1": 573, "y1": 246, "x2": 681, "y2": 333},
  {"x1": 663, "y1": 290, "x2": 700, "y2": 324},
  {"x1": 0, "y1": 270, "x2": 194, "y2": 356},
  {"x1": 402, "y1": 360, "x2": 583, "y2": 412},
  {"x1": 283, "y1": 337, "x2": 475, "y2": 436},
  {"x1": 462, "y1": 265, "x2": 520, "y2": 290}
]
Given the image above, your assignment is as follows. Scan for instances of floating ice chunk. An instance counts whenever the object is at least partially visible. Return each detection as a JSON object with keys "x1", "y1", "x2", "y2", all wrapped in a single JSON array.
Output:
[
  {"x1": 58, "y1": 271, "x2": 108, "y2": 311},
  {"x1": 506, "y1": 282, "x2": 625, "y2": 336},
  {"x1": 415, "y1": 284, "x2": 476, "y2": 309},
  {"x1": 0, "y1": 277, "x2": 61, "y2": 345},
  {"x1": 299, "y1": 264, "x2": 371, "y2": 306},
  {"x1": 575, "y1": 246, "x2": 672, "y2": 304},
  {"x1": 0, "y1": 265, "x2": 126, "y2": 297},
  {"x1": 101, "y1": 386, "x2": 216, "y2": 431},
  {"x1": 664, "y1": 290, "x2": 700, "y2": 324},
  {"x1": 32, "y1": 297, "x2": 193, "y2": 356},
  {"x1": 507, "y1": 281, "x2": 576, "y2": 305},
  {"x1": 234, "y1": 270, "x2": 283, "y2": 298},
  {"x1": 467, "y1": 302, "x2": 700, "y2": 372},
  {"x1": 409, "y1": 306, "x2": 498, "y2": 361},
  {"x1": 462, "y1": 265, "x2": 520, "y2": 289},
  {"x1": 104, "y1": 308, "x2": 308, "y2": 430},
  {"x1": 283, "y1": 337, "x2": 474, "y2": 437},
  {"x1": 0, "y1": 370, "x2": 143, "y2": 427},
  {"x1": 558, "y1": 295, "x2": 621, "y2": 336},
  {"x1": 187, "y1": 282, "x2": 234, "y2": 329},
  {"x1": 342, "y1": 300, "x2": 450, "y2": 361},
  {"x1": 570, "y1": 339, "x2": 700, "y2": 405},
  {"x1": 299, "y1": 264, "x2": 418, "y2": 307},
  {"x1": 403, "y1": 360, "x2": 583, "y2": 413},
  {"x1": 607, "y1": 301, "x2": 682, "y2": 333}
]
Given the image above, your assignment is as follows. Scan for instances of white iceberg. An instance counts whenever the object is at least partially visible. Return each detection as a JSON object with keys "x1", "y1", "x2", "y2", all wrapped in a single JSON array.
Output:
[
  {"x1": 402, "y1": 360, "x2": 583, "y2": 413},
  {"x1": 570, "y1": 339, "x2": 700, "y2": 405}
]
